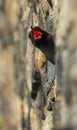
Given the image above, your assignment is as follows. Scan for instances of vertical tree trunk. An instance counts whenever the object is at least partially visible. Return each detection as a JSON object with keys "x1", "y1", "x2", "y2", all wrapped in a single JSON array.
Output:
[
  {"x1": 55, "y1": 0, "x2": 77, "y2": 129},
  {"x1": 1, "y1": 0, "x2": 77, "y2": 130}
]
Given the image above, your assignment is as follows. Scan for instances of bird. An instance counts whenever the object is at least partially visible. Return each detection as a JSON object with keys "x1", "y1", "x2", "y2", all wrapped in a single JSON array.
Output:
[
  {"x1": 29, "y1": 26, "x2": 56, "y2": 111},
  {"x1": 29, "y1": 26, "x2": 55, "y2": 65}
]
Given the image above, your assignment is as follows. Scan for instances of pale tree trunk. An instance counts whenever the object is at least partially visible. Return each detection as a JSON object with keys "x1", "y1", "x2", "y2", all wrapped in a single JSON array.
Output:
[
  {"x1": 55, "y1": 0, "x2": 77, "y2": 130},
  {"x1": 0, "y1": 0, "x2": 77, "y2": 130},
  {"x1": 0, "y1": 0, "x2": 23, "y2": 130}
]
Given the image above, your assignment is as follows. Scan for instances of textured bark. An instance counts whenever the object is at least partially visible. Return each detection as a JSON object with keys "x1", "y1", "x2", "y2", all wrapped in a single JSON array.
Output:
[{"x1": 1, "y1": 0, "x2": 77, "y2": 130}]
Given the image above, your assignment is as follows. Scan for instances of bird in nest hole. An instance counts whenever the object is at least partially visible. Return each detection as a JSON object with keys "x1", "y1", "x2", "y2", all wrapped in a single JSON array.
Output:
[{"x1": 29, "y1": 26, "x2": 56, "y2": 111}]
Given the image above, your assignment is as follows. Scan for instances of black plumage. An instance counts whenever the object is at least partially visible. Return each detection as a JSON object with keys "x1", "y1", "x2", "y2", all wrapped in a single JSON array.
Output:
[{"x1": 29, "y1": 26, "x2": 55, "y2": 65}]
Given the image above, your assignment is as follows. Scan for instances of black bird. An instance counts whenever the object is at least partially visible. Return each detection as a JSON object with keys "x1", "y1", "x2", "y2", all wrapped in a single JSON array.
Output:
[{"x1": 29, "y1": 26, "x2": 55, "y2": 65}]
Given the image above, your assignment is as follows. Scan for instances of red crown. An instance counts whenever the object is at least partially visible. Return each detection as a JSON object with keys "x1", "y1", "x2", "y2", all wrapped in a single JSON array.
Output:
[{"x1": 31, "y1": 26, "x2": 42, "y2": 39}]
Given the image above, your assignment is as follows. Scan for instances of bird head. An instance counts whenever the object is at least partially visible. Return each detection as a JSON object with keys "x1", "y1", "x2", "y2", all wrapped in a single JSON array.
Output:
[
  {"x1": 30, "y1": 26, "x2": 42, "y2": 40},
  {"x1": 29, "y1": 26, "x2": 48, "y2": 46},
  {"x1": 31, "y1": 26, "x2": 43, "y2": 40}
]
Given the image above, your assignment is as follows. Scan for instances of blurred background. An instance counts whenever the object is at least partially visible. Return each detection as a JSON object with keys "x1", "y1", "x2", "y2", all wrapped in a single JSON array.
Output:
[{"x1": 0, "y1": 0, "x2": 77, "y2": 130}]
